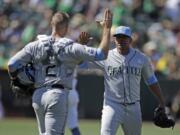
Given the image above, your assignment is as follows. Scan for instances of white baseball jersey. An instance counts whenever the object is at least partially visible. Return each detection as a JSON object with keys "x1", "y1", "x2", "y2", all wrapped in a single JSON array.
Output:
[{"x1": 88, "y1": 47, "x2": 154, "y2": 104}]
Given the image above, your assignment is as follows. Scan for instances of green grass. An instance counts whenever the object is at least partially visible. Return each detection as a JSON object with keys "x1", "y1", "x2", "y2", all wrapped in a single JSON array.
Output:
[{"x1": 0, "y1": 118, "x2": 179, "y2": 135}]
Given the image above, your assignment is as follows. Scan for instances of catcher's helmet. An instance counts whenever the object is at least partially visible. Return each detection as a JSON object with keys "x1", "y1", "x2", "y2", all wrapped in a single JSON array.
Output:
[{"x1": 17, "y1": 63, "x2": 35, "y2": 85}]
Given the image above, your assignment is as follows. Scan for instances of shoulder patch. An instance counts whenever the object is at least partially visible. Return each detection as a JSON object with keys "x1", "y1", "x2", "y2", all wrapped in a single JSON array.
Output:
[{"x1": 85, "y1": 46, "x2": 96, "y2": 56}]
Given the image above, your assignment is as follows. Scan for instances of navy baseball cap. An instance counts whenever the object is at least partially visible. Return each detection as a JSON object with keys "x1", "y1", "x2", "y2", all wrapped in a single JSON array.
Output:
[{"x1": 113, "y1": 26, "x2": 132, "y2": 38}]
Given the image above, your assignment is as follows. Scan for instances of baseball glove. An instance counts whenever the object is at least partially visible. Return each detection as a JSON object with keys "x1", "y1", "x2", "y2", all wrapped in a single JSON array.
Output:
[
  {"x1": 9, "y1": 63, "x2": 35, "y2": 98},
  {"x1": 11, "y1": 78, "x2": 35, "y2": 98},
  {"x1": 153, "y1": 107, "x2": 175, "y2": 128}
]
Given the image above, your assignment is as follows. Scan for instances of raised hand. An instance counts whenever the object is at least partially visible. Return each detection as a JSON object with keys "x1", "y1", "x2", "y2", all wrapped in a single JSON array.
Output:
[
  {"x1": 78, "y1": 32, "x2": 91, "y2": 45},
  {"x1": 103, "y1": 8, "x2": 112, "y2": 28},
  {"x1": 96, "y1": 8, "x2": 112, "y2": 29}
]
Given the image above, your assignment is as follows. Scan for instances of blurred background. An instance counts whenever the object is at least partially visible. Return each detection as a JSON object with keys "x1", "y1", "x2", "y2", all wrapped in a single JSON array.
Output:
[{"x1": 0, "y1": 0, "x2": 180, "y2": 134}]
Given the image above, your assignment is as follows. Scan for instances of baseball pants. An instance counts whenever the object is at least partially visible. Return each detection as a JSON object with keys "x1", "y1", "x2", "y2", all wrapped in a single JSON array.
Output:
[
  {"x1": 101, "y1": 99, "x2": 142, "y2": 135},
  {"x1": 32, "y1": 87, "x2": 69, "y2": 135},
  {"x1": 67, "y1": 89, "x2": 79, "y2": 129}
]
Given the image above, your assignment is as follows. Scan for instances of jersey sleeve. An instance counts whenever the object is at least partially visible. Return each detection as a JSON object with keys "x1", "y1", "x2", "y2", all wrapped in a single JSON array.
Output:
[
  {"x1": 69, "y1": 43, "x2": 105, "y2": 61},
  {"x1": 8, "y1": 41, "x2": 37, "y2": 73},
  {"x1": 141, "y1": 56, "x2": 155, "y2": 83}
]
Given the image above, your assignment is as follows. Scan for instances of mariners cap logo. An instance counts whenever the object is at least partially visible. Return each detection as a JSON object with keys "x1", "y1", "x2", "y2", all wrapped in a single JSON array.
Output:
[{"x1": 113, "y1": 26, "x2": 132, "y2": 38}]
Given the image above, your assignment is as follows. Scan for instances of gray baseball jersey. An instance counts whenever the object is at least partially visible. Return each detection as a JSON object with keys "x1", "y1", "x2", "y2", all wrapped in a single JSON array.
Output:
[
  {"x1": 88, "y1": 47, "x2": 154, "y2": 104},
  {"x1": 9, "y1": 35, "x2": 100, "y2": 89}
]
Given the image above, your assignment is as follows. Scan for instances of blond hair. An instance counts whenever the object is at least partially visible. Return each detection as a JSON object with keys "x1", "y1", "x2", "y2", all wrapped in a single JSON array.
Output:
[{"x1": 51, "y1": 12, "x2": 70, "y2": 28}]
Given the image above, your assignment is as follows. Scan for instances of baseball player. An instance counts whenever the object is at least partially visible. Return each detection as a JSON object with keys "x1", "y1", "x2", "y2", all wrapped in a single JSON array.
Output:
[
  {"x1": 7, "y1": 9, "x2": 112, "y2": 135},
  {"x1": 67, "y1": 66, "x2": 81, "y2": 135},
  {"x1": 82, "y1": 26, "x2": 166, "y2": 135}
]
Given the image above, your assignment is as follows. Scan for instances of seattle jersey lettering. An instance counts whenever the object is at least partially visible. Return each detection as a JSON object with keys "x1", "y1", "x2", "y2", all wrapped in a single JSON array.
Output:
[{"x1": 108, "y1": 65, "x2": 141, "y2": 76}]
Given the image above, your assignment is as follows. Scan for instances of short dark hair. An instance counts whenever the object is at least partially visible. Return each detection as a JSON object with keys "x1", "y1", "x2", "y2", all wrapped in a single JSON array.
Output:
[{"x1": 51, "y1": 12, "x2": 70, "y2": 28}]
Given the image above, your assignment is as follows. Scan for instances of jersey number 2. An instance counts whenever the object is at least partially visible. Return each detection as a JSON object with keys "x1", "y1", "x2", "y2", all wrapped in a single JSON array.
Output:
[{"x1": 46, "y1": 65, "x2": 56, "y2": 77}]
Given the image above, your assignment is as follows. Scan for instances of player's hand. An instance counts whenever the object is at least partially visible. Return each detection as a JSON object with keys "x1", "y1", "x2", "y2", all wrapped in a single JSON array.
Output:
[
  {"x1": 77, "y1": 32, "x2": 91, "y2": 45},
  {"x1": 96, "y1": 8, "x2": 112, "y2": 29}
]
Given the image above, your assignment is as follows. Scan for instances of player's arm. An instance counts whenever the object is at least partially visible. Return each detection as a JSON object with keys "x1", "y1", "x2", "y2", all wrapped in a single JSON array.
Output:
[
  {"x1": 71, "y1": 9, "x2": 112, "y2": 62},
  {"x1": 142, "y1": 58, "x2": 176, "y2": 128},
  {"x1": 97, "y1": 8, "x2": 112, "y2": 57},
  {"x1": 148, "y1": 82, "x2": 165, "y2": 108},
  {"x1": 8, "y1": 42, "x2": 35, "y2": 78},
  {"x1": 142, "y1": 56, "x2": 165, "y2": 108},
  {"x1": 72, "y1": 8, "x2": 112, "y2": 61}
]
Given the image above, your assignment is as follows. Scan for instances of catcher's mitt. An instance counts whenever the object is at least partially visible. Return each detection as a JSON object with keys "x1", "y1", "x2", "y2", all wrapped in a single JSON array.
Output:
[
  {"x1": 9, "y1": 63, "x2": 35, "y2": 98},
  {"x1": 11, "y1": 78, "x2": 35, "y2": 97},
  {"x1": 153, "y1": 107, "x2": 175, "y2": 128}
]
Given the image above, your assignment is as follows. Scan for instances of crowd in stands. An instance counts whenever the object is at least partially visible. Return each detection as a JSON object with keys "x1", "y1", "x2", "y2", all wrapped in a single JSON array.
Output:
[{"x1": 0, "y1": 0, "x2": 180, "y2": 80}]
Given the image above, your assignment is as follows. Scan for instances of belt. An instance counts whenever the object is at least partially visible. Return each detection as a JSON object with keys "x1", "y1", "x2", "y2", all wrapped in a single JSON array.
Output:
[
  {"x1": 121, "y1": 102, "x2": 136, "y2": 106},
  {"x1": 51, "y1": 84, "x2": 64, "y2": 89}
]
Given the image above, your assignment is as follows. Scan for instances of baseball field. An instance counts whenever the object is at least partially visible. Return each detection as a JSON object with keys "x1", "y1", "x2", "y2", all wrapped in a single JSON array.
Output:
[{"x1": 0, "y1": 118, "x2": 179, "y2": 135}]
